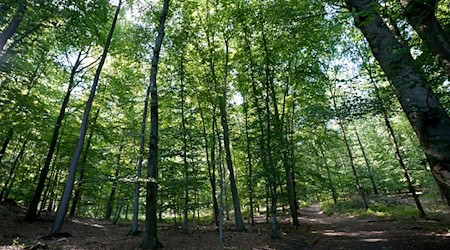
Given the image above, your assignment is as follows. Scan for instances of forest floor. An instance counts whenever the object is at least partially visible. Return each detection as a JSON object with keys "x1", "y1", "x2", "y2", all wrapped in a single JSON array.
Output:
[{"x1": 0, "y1": 200, "x2": 449, "y2": 249}]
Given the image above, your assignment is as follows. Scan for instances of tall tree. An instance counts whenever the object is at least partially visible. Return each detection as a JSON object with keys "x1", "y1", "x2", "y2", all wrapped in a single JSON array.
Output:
[
  {"x1": 180, "y1": 50, "x2": 189, "y2": 234},
  {"x1": 217, "y1": 38, "x2": 245, "y2": 232},
  {"x1": 25, "y1": 50, "x2": 86, "y2": 221},
  {"x1": 141, "y1": 0, "x2": 170, "y2": 248},
  {"x1": 331, "y1": 86, "x2": 369, "y2": 209},
  {"x1": 49, "y1": 0, "x2": 122, "y2": 235},
  {"x1": 346, "y1": 0, "x2": 450, "y2": 206}
]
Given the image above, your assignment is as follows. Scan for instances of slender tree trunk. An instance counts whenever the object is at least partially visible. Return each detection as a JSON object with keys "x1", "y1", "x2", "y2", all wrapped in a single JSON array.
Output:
[
  {"x1": 319, "y1": 145, "x2": 337, "y2": 204},
  {"x1": 125, "y1": 199, "x2": 129, "y2": 220},
  {"x1": 180, "y1": 53, "x2": 189, "y2": 234},
  {"x1": 106, "y1": 145, "x2": 123, "y2": 220},
  {"x1": 362, "y1": 49, "x2": 427, "y2": 217},
  {"x1": 261, "y1": 33, "x2": 279, "y2": 240},
  {"x1": 224, "y1": 179, "x2": 230, "y2": 221},
  {"x1": 347, "y1": 0, "x2": 450, "y2": 206},
  {"x1": 218, "y1": 129, "x2": 224, "y2": 243},
  {"x1": 243, "y1": 97, "x2": 255, "y2": 227},
  {"x1": 290, "y1": 92, "x2": 299, "y2": 215},
  {"x1": 50, "y1": 1, "x2": 121, "y2": 235},
  {"x1": 242, "y1": 17, "x2": 272, "y2": 228},
  {"x1": 199, "y1": 103, "x2": 219, "y2": 227},
  {"x1": 216, "y1": 38, "x2": 245, "y2": 231},
  {"x1": 384, "y1": 112, "x2": 427, "y2": 217},
  {"x1": 44, "y1": 122, "x2": 66, "y2": 213},
  {"x1": 131, "y1": 38, "x2": 154, "y2": 235},
  {"x1": 25, "y1": 51, "x2": 83, "y2": 221},
  {"x1": 341, "y1": 124, "x2": 368, "y2": 209},
  {"x1": 0, "y1": 129, "x2": 13, "y2": 165},
  {"x1": 113, "y1": 199, "x2": 124, "y2": 225},
  {"x1": 142, "y1": 0, "x2": 169, "y2": 248},
  {"x1": 333, "y1": 153, "x2": 346, "y2": 195},
  {"x1": 0, "y1": 0, "x2": 26, "y2": 53},
  {"x1": 331, "y1": 88, "x2": 368, "y2": 209},
  {"x1": 400, "y1": 0, "x2": 450, "y2": 76},
  {"x1": 355, "y1": 130, "x2": 378, "y2": 195},
  {"x1": 47, "y1": 165, "x2": 62, "y2": 212},
  {"x1": 70, "y1": 108, "x2": 100, "y2": 217},
  {"x1": 281, "y1": 74, "x2": 299, "y2": 227},
  {"x1": 0, "y1": 140, "x2": 26, "y2": 201}
]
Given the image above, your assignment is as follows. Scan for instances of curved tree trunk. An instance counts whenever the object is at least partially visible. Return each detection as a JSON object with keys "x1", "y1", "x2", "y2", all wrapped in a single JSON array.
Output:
[
  {"x1": 50, "y1": 1, "x2": 121, "y2": 235},
  {"x1": 347, "y1": 0, "x2": 450, "y2": 206},
  {"x1": 25, "y1": 51, "x2": 83, "y2": 221}
]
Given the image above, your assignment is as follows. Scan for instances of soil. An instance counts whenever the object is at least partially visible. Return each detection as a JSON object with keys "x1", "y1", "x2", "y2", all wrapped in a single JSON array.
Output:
[{"x1": 0, "y1": 201, "x2": 449, "y2": 249}]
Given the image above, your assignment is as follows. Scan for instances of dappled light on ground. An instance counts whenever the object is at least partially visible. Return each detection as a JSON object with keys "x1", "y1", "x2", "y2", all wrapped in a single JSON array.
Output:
[
  {"x1": 0, "y1": 201, "x2": 449, "y2": 249},
  {"x1": 71, "y1": 218, "x2": 105, "y2": 229}
]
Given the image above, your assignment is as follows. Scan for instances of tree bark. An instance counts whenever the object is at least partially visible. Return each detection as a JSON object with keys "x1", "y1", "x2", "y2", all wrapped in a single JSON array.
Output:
[
  {"x1": 0, "y1": 129, "x2": 13, "y2": 165},
  {"x1": 50, "y1": 1, "x2": 121, "y2": 235},
  {"x1": 25, "y1": 51, "x2": 83, "y2": 222},
  {"x1": 70, "y1": 108, "x2": 100, "y2": 217},
  {"x1": 400, "y1": 0, "x2": 450, "y2": 76},
  {"x1": 0, "y1": 0, "x2": 26, "y2": 53},
  {"x1": 142, "y1": 0, "x2": 169, "y2": 248},
  {"x1": 347, "y1": 0, "x2": 450, "y2": 206},
  {"x1": 131, "y1": 33, "x2": 155, "y2": 235}
]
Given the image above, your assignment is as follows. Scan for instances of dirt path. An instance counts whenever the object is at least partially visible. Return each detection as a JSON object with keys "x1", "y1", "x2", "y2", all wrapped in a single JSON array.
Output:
[
  {"x1": 1, "y1": 202, "x2": 449, "y2": 249},
  {"x1": 299, "y1": 204, "x2": 450, "y2": 249}
]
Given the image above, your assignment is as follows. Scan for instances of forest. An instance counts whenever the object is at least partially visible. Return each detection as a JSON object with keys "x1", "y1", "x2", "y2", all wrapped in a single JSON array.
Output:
[{"x1": 0, "y1": 0, "x2": 450, "y2": 249}]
